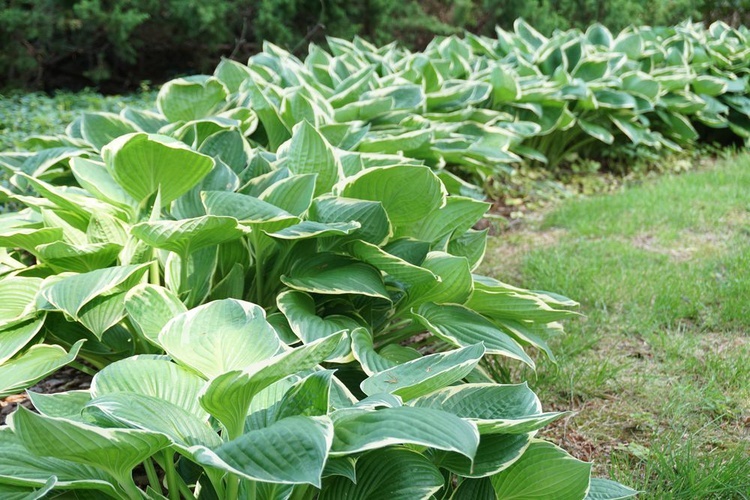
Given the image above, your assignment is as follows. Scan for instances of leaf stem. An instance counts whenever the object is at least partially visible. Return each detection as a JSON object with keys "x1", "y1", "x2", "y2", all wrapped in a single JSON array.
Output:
[
  {"x1": 150, "y1": 256, "x2": 160, "y2": 285},
  {"x1": 68, "y1": 360, "x2": 97, "y2": 377},
  {"x1": 162, "y1": 451, "x2": 180, "y2": 500},
  {"x1": 143, "y1": 457, "x2": 162, "y2": 494}
]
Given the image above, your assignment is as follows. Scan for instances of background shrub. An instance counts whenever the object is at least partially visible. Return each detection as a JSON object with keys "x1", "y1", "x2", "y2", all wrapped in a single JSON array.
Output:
[{"x1": 1, "y1": 0, "x2": 748, "y2": 92}]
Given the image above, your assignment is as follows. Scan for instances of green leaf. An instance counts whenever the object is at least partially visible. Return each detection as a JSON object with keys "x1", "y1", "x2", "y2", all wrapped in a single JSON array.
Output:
[
  {"x1": 338, "y1": 165, "x2": 446, "y2": 229},
  {"x1": 131, "y1": 216, "x2": 247, "y2": 256},
  {"x1": 9, "y1": 406, "x2": 170, "y2": 486},
  {"x1": 0, "y1": 277, "x2": 42, "y2": 329},
  {"x1": 0, "y1": 317, "x2": 46, "y2": 366},
  {"x1": 124, "y1": 284, "x2": 187, "y2": 347},
  {"x1": 395, "y1": 196, "x2": 490, "y2": 243},
  {"x1": 410, "y1": 383, "x2": 567, "y2": 434},
  {"x1": 0, "y1": 341, "x2": 84, "y2": 397},
  {"x1": 331, "y1": 406, "x2": 479, "y2": 459},
  {"x1": 199, "y1": 333, "x2": 343, "y2": 438},
  {"x1": 195, "y1": 416, "x2": 333, "y2": 486},
  {"x1": 0, "y1": 427, "x2": 119, "y2": 495},
  {"x1": 347, "y1": 240, "x2": 439, "y2": 286},
  {"x1": 466, "y1": 289, "x2": 579, "y2": 323},
  {"x1": 361, "y1": 344, "x2": 485, "y2": 400},
  {"x1": 308, "y1": 196, "x2": 392, "y2": 246},
  {"x1": 578, "y1": 119, "x2": 614, "y2": 144},
  {"x1": 585, "y1": 478, "x2": 639, "y2": 499},
  {"x1": 258, "y1": 174, "x2": 317, "y2": 216},
  {"x1": 282, "y1": 253, "x2": 389, "y2": 300},
  {"x1": 350, "y1": 327, "x2": 400, "y2": 375},
  {"x1": 266, "y1": 221, "x2": 360, "y2": 240},
  {"x1": 159, "y1": 299, "x2": 284, "y2": 379},
  {"x1": 490, "y1": 440, "x2": 591, "y2": 498},
  {"x1": 0, "y1": 228, "x2": 63, "y2": 255},
  {"x1": 452, "y1": 478, "x2": 497, "y2": 499},
  {"x1": 102, "y1": 133, "x2": 215, "y2": 207},
  {"x1": 42, "y1": 264, "x2": 150, "y2": 319},
  {"x1": 413, "y1": 303, "x2": 534, "y2": 367},
  {"x1": 435, "y1": 432, "x2": 531, "y2": 477},
  {"x1": 92, "y1": 356, "x2": 208, "y2": 419},
  {"x1": 80, "y1": 112, "x2": 136, "y2": 152},
  {"x1": 0, "y1": 475, "x2": 56, "y2": 500},
  {"x1": 26, "y1": 390, "x2": 91, "y2": 420},
  {"x1": 157, "y1": 75, "x2": 228, "y2": 122},
  {"x1": 35, "y1": 241, "x2": 121, "y2": 273},
  {"x1": 320, "y1": 448, "x2": 443, "y2": 500},
  {"x1": 280, "y1": 121, "x2": 342, "y2": 196},
  {"x1": 405, "y1": 252, "x2": 473, "y2": 308}
]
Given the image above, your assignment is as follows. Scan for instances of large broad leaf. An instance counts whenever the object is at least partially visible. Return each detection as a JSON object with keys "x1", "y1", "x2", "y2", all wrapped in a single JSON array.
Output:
[
  {"x1": 9, "y1": 407, "x2": 170, "y2": 487},
  {"x1": 331, "y1": 406, "x2": 479, "y2": 459},
  {"x1": 410, "y1": 383, "x2": 567, "y2": 434},
  {"x1": 80, "y1": 112, "x2": 136, "y2": 152},
  {"x1": 434, "y1": 432, "x2": 532, "y2": 478},
  {"x1": 0, "y1": 228, "x2": 63, "y2": 256},
  {"x1": 0, "y1": 317, "x2": 46, "y2": 366},
  {"x1": 413, "y1": 303, "x2": 533, "y2": 367},
  {"x1": 347, "y1": 240, "x2": 439, "y2": 286},
  {"x1": 157, "y1": 75, "x2": 228, "y2": 122},
  {"x1": 124, "y1": 284, "x2": 187, "y2": 347},
  {"x1": 258, "y1": 174, "x2": 317, "y2": 216},
  {"x1": 308, "y1": 196, "x2": 392, "y2": 245},
  {"x1": 578, "y1": 119, "x2": 614, "y2": 144},
  {"x1": 0, "y1": 277, "x2": 42, "y2": 329},
  {"x1": 319, "y1": 448, "x2": 443, "y2": 500},
  {"x1": 585, "y1": 478, "x2": 639, "y2": 499},
  {"x1": 202, "y1": 191, "x2": 298, "y2": 227},
  {"x1": 0, "y1": 427, "x2": 118, "y2": 495},
  {"x1": 360, "y1": 344, "x2": 485, "y2": 400},
  {"x1": 338, "y1": 165, "x2": 446, "y2": 229},
  {"x1": 86, "y1": 392, "x2": 222, "y2": 450},
  {"x1": 41, "y1": 264, "x2": 150, "y2": 319},
  {"x1": 281, "y1": 253, "x2": 389, "y2": 300},
  {"x1": 266, "y1": 221, "x2": 360, "y2": 240},
  {"x1": 490, "y1": 440, "x2": 591, "y2": 498},
  {"x1": 405, "y1": 252, "x2": 473, "y2": 308},
  {"x1": 199, "y1": 333, "x2": 343, "y2": 438},
  {"x1": 102, "y1": 133, "x2": 215, "y2": 207},
  {"x1": 26, "y1": 390, "x2": 92, "y2": 421},
  {"x1": 35, "y1": 241, "x2": 121, "y2": 273},
  {"x1": 0, "y1": 341, "x2": 84, "y2": 398},
  {"x1": 0, "y1": 475, "x2": 56, "y2": 500},
  {"x1": 280, "y1": 121, "x2": 342, "y2": 196},
  {"x1": 394, "y1": 196, "x2": 490, "y2": 243},
  {"x1": 159, "y1": 299, "x2": 284, "y2": 380},
  {"x1": 131, "y1": 216, "x2": 247, "y2": 256},
  {"x1": 467, "y1": 289, "x2": 579, "y2": 323},
  {"x1": 350, "y1": 328, "x2": 403, "y2": 375},
  {"x1": 194, "y1": 416, "x2": 333, "y2": 486},
  {"x1": 92, "y1": 356, "x2": 208, "y2": 419}
]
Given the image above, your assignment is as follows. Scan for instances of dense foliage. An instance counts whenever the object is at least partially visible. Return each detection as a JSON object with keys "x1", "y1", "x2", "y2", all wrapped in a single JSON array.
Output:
[
  {"x1": 2, "y1": 0, "x2": 747, "y2": 89},
  {"x1": 0, "y1": 26, "x2": 649, "y2": 497}
]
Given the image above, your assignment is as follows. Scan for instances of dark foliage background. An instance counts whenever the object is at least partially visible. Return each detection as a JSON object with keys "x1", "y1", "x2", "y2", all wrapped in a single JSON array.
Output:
[{"x1": 1, "y1": 0, "x2": 747, "y2": 92}]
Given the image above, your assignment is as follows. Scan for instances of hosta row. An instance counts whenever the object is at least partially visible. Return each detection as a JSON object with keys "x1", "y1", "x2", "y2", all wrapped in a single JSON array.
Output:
[{"x1": 0, "y1": 127, "x2": 636, "y2": 497}]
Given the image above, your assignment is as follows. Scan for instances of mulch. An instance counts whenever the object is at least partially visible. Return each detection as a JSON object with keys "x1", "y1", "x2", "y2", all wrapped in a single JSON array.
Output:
[{"x1": 0, "y1": 366, "x2": 92, "y2": 426}]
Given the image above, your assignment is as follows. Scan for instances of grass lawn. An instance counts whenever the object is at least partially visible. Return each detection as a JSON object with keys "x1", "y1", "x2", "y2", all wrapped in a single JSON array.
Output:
[{"x1": 482, "y1": 153, "x2": 750, "y2": 499}]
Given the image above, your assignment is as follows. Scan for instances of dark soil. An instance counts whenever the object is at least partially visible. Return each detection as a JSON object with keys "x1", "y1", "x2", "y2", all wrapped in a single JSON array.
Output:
[{"x1": 0, "y1": 366, "x2": 92, "y2": 425}]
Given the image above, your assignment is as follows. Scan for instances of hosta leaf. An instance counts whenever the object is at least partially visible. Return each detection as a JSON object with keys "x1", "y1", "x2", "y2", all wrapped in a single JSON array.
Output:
[
  {"x1": 448, "y1": 229, "x2": 488, "y2": 270},
  {"x1": 202, "y1": 191, "x2": 297, "y2": 225},
  {"x1": 308, "y1": 196, "x2": 392, "y2": 246},
  {"x1": 0, "y1": 316, "x2": 46, "y2": 365},
  {"x1": 248, "y1": 370, "x2": 333, "y2": 428},
  {"x1": 157, "y1": 75, "x2": 228, "y2": 122},
  {"x1": 395, "y1": 196, "x2": 490, "y2": 243},
  {"x1": 80, "y1": 112, "x2": 136, "y2": 152},
  {"x1": 9, "y1": 406, "x2": 170, "y2": 484},
  {"x1": 35, "y1": 241, "x2": 121, "y2": 273},
  {"x1": 159, "y1": 299, "x2": 284, "y2": 380},
  {"x1": 195, "y1": 416, "x2": 333, "y2": 486},
  {"x1": 0, "y1": 277, "x2": 42, "y2": 328},
  {"x1": 77, "y1": 292, "x2": 129, "y2": 338},
  {"x1": 338, "y1": 165, "x2": 446, "y2": 229},
  {"x1": 281, "y1": 253, "x2": 389, "y2": 300},
  {"x1": 86, "y1": 392, "x2": 222, "y2": 449},
  {"x1": 413, "y1": 303, "x2": 534, "y2": 367},
  {"x1": 405, "y1": 252, "x2": 473, "y2": 307},
  {"x1": 239, "y1": 79, "x2": 291, "y2": 151},
  {"x1": 331, "y1": 406, "x2": 479, "y2": 459},
  {"x1": 585, "y1": 478, "x2": 639, "y2": 499},
  {"x1": 347, "y1": 240, "x2": 439, "y2": 285},
  {"x1": 0, "y1": 475, "x2": 56, "y2": 500},
  {"x1": 350, "y1": 328, "x2": 399, "y2": 375},
  {"x1": 102, "y1": 133, "x2": 215, "y2": 207},
  {"x1": 410, "y1": 383, "x2": 567, "y2": 434},
  {"x1": 199, "y1": 333, "x2": 342, "y2": 437},
  {"x1": 435, "y1": 432, "x2": 531, "y2": 478},
  {"x1": 258, "y1": 174, "x2": 317, "y2": 216},
  {"x1": 0, "y1": 341, "x2": 83, "y2": 397},
  {"x1": 214, "y1": 58, "x2": 254, "y2": 94},
  {"x1": 361, "y1": 343, "x2": 485, "y2": 400},
  {"x1": 26, "y1": 390, "x2": 92, "y2": 420},
  {"x1": 467, "y1": 289, "x2": 579, "y2": 323},
  {"x1": 0, "y1": 427, "x2": 118, "y2": 495},
  {"x1": 578, "y1": 119, "x2": 614, "y2": 144},
  {"x1": 41, "y1": 264, "x2": 150, "y2": 319},
  {"x1": 124, "y1": 284, "x2": 187, "y2": 347},
  {"x1": 131, "y1": 216, "x2": 247, "y2": 256},
  {"x1": 0, "y1": 227, "x2": 63, "y2": 255},
  {"x1": 121, "y1": 108, "x2": 169, "y2": 133},
  {"x1": 266, "y1": 221, "x2": 360, "y2": 240},
  {"x1": 452, "y1": 477, "x2": 496, "y2": 499},
  {"x1": 490, "y1": 440, "x2": 591, "y2": 498},
  {"x1": 281, "y1": 121, "x2": 342, "y2": 196},
  {"x1": 92, "y1": 356, "x2": 208, "y2": 419},
  {"x1": 319, "y1": 448, "x2": 443, "y2": 500}
]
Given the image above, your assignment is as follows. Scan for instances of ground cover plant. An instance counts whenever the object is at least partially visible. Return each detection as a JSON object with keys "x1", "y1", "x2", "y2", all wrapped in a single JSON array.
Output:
[
  {"x1": 0, "y1": 65, "x2": 640, "y2": 499},
  {"x1": 482, "y1": 153, "x2": 750, "y2": 498}
]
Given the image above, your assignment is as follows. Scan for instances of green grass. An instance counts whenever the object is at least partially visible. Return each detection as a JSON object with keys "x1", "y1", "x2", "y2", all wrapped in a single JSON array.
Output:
[
  {"x1": 482, "y1": 153, "x2": 750, "y2": 499},
  {"x1": 0, "y1": 89, "x2": 155, "y2": 152}
]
